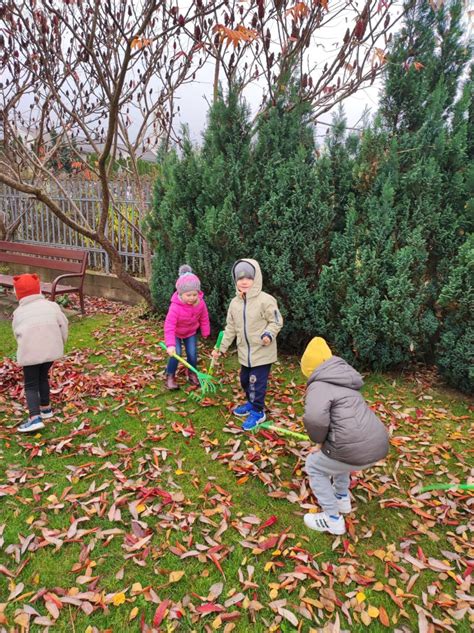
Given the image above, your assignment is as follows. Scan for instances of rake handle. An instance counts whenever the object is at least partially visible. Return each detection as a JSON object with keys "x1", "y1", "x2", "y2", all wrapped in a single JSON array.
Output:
[
  {"x1": 158, "y1": 341, "x2": 199, "y2": 376},
  {"x1": 420, "y1": 483, "x2": 474, "y2": 493},
  {"x1": 259, "y1": 422, "x2": 310, "y2": 441},
  {"x1": 208, "y1": 330, "x2": 225, "y2": 375}
]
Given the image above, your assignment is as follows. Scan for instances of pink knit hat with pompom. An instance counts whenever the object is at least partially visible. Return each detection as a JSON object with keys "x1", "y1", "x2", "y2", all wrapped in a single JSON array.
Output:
[{"x1": 175, "y1": 265, "x2": 201, "y2": 294}]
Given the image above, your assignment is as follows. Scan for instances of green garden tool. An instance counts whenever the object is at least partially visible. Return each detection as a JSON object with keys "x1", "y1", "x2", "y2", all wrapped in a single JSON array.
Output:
[
  {"x1": 159, "y1": 342, "x2": 217, "y2": 399},
  {"x1": 419, "y1": 482, "x2": 474, "y2": 493},
  {"x1": 254, "y1": 420, "x2": 310, "y2": 441},
  {"x1": 208, "y1": 330, "x2": 224, "y2": 376}
]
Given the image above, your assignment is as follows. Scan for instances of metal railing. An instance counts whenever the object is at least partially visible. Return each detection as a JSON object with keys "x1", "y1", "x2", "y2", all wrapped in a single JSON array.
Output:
[{"x1": 0, "y1": 180, "x2": 152, "y2": 276}]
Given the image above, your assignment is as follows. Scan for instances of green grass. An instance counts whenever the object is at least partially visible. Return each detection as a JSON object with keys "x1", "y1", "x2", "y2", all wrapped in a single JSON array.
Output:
[
  {"x1": 0, "y1": 309, "x2": 472, "y2": 632},
  {"x1": 0, "y1": 313, "x2": 113, "y2": 359}
]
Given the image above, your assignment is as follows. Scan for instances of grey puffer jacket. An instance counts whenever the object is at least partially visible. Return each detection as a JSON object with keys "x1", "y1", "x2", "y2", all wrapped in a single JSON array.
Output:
[{"x1": 303, "y1": 356, "x2": 389, "y2": 466}]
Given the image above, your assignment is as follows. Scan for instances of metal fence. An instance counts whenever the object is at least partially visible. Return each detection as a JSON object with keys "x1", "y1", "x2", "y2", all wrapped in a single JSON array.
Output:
[{"x1": 0, "y1": 180, "x2": 152, "y2": 276}]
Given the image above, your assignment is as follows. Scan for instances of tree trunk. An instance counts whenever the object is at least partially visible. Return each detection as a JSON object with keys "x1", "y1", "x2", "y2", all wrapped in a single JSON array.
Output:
[
  {"x1": 98, "y1": 234, "x2": 153, "y2": 305},
  {"x1": 0, "y1": 211, "x2": 22, "y2": 241},
  {"x1": 142, "y1": 239, "x2": 153, "y2": 281}
]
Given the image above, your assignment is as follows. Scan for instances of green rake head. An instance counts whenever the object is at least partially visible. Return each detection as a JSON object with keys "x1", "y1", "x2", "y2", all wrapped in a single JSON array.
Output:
[
  {"x1": 159, "y1": 342, "x2": 217, "y2": 400},
  {"x1": 188, "y1": 374, "x2": 217, "y2": 401}
]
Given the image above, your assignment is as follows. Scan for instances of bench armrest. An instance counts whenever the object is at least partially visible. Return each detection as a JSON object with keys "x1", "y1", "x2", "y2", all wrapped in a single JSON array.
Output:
[{"x1": 51, "y1": 272, "x2": 84, "y2": 292}]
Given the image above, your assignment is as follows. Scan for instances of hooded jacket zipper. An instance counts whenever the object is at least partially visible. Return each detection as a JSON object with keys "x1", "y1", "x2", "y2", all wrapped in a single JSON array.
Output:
[{"x1": 243, "y1": 295, "x2": 251, "y2": 367}]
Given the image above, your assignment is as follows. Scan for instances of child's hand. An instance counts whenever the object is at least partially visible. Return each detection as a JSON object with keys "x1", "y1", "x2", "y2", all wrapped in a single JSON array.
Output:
[
  {"x1": 211, "y1": 349, "x2": 221, "y2": 361},
  {"x1": 261, "y1": 336, "x2": 271, "y2": 346},
  {"x1": 167, "y1": 346, "x2": 176, "y2": 357}
]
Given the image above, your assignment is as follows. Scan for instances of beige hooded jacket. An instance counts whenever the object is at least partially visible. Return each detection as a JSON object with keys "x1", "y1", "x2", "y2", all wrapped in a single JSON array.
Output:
[{"x1": 219, "y1": 259, "x2": 283, "y2": 367}]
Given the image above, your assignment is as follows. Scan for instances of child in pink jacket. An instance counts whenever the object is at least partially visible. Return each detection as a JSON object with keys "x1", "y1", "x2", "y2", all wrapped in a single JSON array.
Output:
[{"x1": 164, "y1": 265, "x2": 210, "y2": 390}]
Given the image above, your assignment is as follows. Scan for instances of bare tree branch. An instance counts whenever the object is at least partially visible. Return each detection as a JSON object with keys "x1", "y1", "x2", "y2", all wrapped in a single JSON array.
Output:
[{"x1": 0, "y1": 0, "x2": 225, "y2": 306}]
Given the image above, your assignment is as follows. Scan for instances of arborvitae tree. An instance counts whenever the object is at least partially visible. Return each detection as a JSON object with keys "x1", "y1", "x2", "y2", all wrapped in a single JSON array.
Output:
[
  {"x1": 147, "y1": 90, "x2": 253, "y2": 324},
  {"x1": 435, "y1": 64, "x2": 473, "y2": 393},
  {"x1": 147, "y1": 131, "x2": 203, "y2": 310},
  {"x1": 436, "y1": 235, "x2": 474, "y2": 394},
  {"x1": 325, "y1": 108, "x2": 360, "y2": 236},
  {"x1": 247, "y1": 92, "x2": 337, "y2": 349},
  {"x1": 185, "y1": 89, "x2": 253, "y2": 327},
  {"x1": 312, "y1": 200, "x2": 359, "y2": 360},
  {"x1": 316, "y1": 0, "x2": 471, "y2": 370},
  {"x1": 379, "y1": 0, "x2": 471, "y2": 289},
  {"x1": 323, "y1": 140, "x2": 437, "y2": 368}
]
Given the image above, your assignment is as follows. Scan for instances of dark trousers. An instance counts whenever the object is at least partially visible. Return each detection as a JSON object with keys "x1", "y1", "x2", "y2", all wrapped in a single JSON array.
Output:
[
  {"x1": 23, "y1": 362, "x2": 53, "y2": 417},
  {"x1": 240, "y1": 363, "x2": 272, "y2": 412},
  {"x1": 166, "y1": 335, "x2": 198, "y2": 376}
]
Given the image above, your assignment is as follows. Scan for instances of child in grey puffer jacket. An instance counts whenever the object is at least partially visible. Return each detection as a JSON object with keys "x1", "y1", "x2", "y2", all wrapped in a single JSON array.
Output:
[{"x1": 301, "y1": 337, "x2": 389, "y2": 535}]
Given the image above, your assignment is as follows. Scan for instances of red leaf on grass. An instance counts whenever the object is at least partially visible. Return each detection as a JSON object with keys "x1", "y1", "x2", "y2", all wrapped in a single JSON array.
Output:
[
  {"x1": 195, "y1": 603, "x2": 225, "y2": 614},
  {"x1": 256, "y1": 514, "x2": 277, "y2": 535},
  {"x1": 138, "y1": 487, "x2": 173, "y2": 504},
  {"x1": 254, "y1": 535, "x2": 279, "y2": 551},
  {"x1": 153, "y1": 599, "x2": 171, "y2": 627},
  {"x1": 0, "y1": 564, "x2": 15, "y2": 577}
]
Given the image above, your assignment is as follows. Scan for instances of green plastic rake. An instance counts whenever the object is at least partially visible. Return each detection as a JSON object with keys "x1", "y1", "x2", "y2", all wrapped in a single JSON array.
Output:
[
  {"x1": 159, "y1": 342, "x2": 217, "y2": 400},
  {"x1": 253, "y1": 420, "x2": 310, "y2": 441},
  {"x1": 208, "y1": 330, "x2": 224, "y2": 376},
  {"x1": 419, "y1": 483, "x2": 474, "y2": 493}
]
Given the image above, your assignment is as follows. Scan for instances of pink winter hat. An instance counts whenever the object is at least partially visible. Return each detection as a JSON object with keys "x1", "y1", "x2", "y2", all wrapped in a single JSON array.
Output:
[{"x1": 175, "y1": 265, "x2": 201, "y2": 294}]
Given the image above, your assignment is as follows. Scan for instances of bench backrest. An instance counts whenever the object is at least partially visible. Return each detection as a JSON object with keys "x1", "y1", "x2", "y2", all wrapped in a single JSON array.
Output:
[{"x1": 0, "y1": 241, "x2": 88, "y2": 274}]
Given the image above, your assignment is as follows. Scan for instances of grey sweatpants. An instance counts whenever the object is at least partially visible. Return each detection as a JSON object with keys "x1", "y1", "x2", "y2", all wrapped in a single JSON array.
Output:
[{"x1": 305, "y1": 450, "x2": 374, "y2": 516}]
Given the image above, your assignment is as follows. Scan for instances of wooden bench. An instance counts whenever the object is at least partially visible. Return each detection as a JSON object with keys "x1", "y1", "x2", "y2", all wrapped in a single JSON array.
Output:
[{"x1": 0, "y1": 241, "x2": 88, "y2": 314}]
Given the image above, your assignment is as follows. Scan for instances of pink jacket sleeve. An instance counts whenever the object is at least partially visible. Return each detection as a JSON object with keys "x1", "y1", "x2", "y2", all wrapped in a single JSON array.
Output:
[
  {"x1": 200, "y1": 301, "x2": 211, "y2": 338},
  {"x1": 164, "y1": 303, "x2": 179, "y2": 347}
]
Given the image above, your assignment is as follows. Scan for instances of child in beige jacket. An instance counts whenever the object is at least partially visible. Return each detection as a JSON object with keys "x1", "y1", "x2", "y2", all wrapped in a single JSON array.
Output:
[
  {"x1": 12, "y1": 274, "x2": 68, "y2": 433},
  {"x1": 212, "y1": 259, "x2": 283, "y2": 430}
]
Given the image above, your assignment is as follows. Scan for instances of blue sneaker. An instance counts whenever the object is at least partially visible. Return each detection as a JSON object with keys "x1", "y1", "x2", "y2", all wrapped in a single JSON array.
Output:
[
  {"x1": 242, "y1": 410, "x2": 266, "y2": 430},
  {"x1": 233, "y1": 402, "x2": 254, "y2": 418},
  {"x1": 40, "y1": 407, "x2": 54, "y2": 419},
  {"x1": 18, "y1": 416, "x2": 45, "y2": 433}
]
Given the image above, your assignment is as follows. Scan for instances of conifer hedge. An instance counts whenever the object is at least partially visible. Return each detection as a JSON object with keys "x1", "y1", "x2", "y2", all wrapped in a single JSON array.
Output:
[{"x1": 146, "y1": 1, "x2": 472, "y2": 394}]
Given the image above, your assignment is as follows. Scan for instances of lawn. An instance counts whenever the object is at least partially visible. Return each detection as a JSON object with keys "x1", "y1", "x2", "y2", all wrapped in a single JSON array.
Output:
[{"x1": 0, "y1": 306, "x2": 472, "y2": 632}]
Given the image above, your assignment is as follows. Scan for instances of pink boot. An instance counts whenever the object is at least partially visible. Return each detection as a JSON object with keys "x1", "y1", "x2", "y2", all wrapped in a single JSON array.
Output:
[
  {"x1": 166, "y1": 374, "x2": 179, "y2": 390},
  {"x1": 187, "y1": 371, "x2": 200, "y2": 387}
]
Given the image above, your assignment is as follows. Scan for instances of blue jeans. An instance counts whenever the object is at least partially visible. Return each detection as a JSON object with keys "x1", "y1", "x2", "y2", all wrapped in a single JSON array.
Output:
[{"x1": 166, "y1": 335, "x2": 198, "y2": 376}]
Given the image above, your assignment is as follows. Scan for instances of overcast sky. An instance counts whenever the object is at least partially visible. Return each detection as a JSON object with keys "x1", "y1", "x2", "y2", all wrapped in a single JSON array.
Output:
[
  {"x1": 171, "y1": 1, "x2": 473, "y2": 144},
  {"x1": 175, "y1": 73, "x2": 382, "y2": 143},
  {"x1": 172, "y1": 0, "x2": 408, "y2": 144}
]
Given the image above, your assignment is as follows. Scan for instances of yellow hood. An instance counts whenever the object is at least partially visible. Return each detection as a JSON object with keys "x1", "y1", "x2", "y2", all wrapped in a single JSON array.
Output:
[{"x1": 301, "y1": 337, "x2": 333, "y2": 377}]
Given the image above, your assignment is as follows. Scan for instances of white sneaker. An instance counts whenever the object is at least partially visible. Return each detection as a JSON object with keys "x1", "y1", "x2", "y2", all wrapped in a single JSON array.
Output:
[
  {"x1": 40, "y1": 407, "x2": 54, "y2": 420},
  {"x1": 336, "y1": 494, "x2": 352, "y2": 514},
  {"x1": 18, "y1": 416, "x2": 45, "y2": 433},
  {"x1": 304, "y1": 512, "x2": 346, "y2": 535}
]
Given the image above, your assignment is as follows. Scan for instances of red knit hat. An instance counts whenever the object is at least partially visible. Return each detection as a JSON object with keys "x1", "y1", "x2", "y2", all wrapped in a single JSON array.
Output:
[{"x1": 13, "y1": 273, "x2": 41, "y2": 300}]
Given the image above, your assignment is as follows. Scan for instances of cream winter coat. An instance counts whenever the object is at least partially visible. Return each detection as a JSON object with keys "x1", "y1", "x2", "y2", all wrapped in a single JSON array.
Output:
[
  {"x1": 12, "y1": 294, "x2": 69, "y2": 367},
  {"x1": 219, "y1": 259, "x2": 283, "y2": 367}
]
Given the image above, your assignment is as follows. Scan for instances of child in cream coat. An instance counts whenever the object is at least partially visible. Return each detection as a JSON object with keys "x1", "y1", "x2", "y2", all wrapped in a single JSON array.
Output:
[{"x1": 12, "y1": 274, "x2": 68, "y2": 433}]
